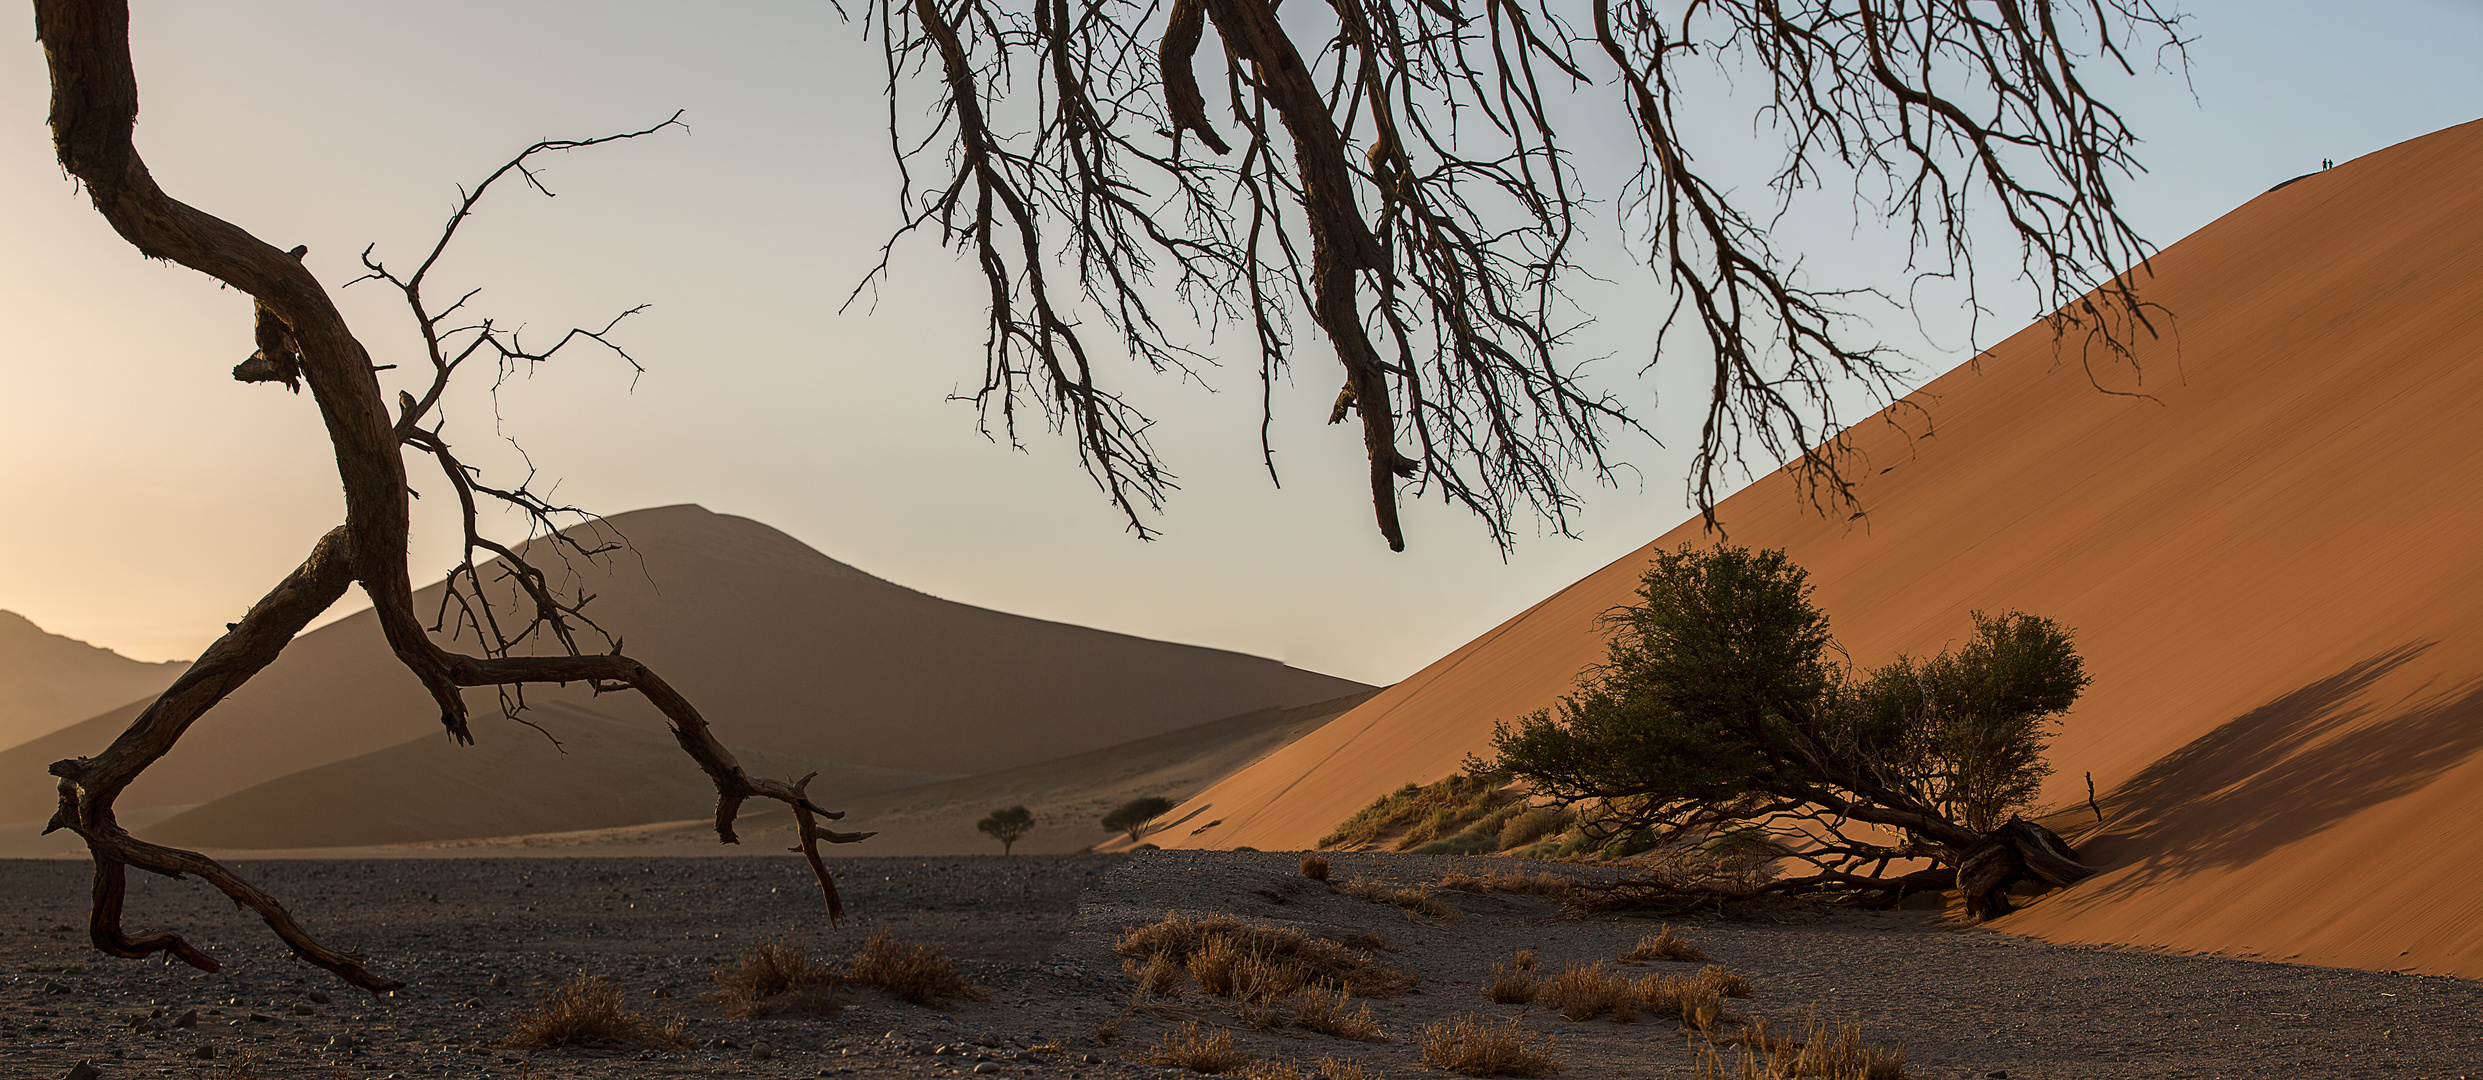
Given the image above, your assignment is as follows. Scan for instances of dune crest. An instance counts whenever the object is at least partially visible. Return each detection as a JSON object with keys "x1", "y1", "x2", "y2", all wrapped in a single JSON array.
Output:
[{"x1": 1161, "y1": 118, "x2": 2483, "y2": 978}]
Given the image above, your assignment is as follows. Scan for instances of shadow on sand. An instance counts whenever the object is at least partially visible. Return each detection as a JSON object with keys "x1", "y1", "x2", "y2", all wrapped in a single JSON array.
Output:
[{"x1": 2070, "y1": 642, "x2": 2483, "y2": 897}]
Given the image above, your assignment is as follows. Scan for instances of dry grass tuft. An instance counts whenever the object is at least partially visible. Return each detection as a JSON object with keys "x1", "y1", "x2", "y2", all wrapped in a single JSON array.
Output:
[
  {"x1": 1144, "y1": 1021, "x2": 1255, "y2": 1074},
  {"x1": 708, "y1": 940, "x2": 843, "y2": 1018},
  {"x1": 502, "y1": 974, "x2": 689, "y2": 1050},
  {"x1": 1125, "y1": 953, "x2": 1190, "y2": 996},
  {"x1": 1436, "y1": 869, "x2": 1580, "y2": 898},
  {"x1": 849, "y1": 932, "x2": 988, "y2": 1008},
  {"x1": 1634, "y1": 970, "x2": 1735, "y2": 1032},
  {"x1": 1301, "y1": 854, "x2": 1332, "y2": 881},
  {"x1": 1621, "y1": 926, "x2": 1710, "y2": 964},
  {"x1": 1240, "y1": 1056, "x2": 1383, "y2": 1080},
  {"x1": 1292, "y1": 985, "x2": 1385, "y2": 1041},
  {"x1": 1319, "y1": 774, "x2": 1511, "y2": 850},
  {"x1": 221, "y1": 1053, "x2": 260, "y2": 1080},
  {"x1": 1337, "y1": 877, "x2": 1456, "y2": 920},
  {"x1": 1118, "y1": 912, "x2": 1415, "y2": 999},
  {"x1": 1484, "y1": 961, "x2": 1537, "y2": 1004},
  {"x1": 1537, "y1": 962, "x2": 1637, "y2": 1022},
  {"x1": 1700, "y1": 1011, "x2": 1910, "y2": 1079},
  {"x1": 1696, "y1": 965, "x2": 1756, "y2": 999},
  {"x1": 1418, "y1": 1014, "x2": 1562, "y2": 1077},
  {"x1": 1512, "y1": 949, "x2": 1538, "y2": 970}
]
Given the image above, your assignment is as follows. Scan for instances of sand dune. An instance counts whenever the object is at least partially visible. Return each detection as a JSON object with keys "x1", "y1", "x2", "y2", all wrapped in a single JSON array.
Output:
[
  {"x1": 1161, "y1": 119, "x2": 2483, "y2": 978},
  {"x1": 0, "y1": 610, "x2": 188, "y2": 752},
  {"x1": 1, "y1": 505, "x2": 1367, "y2": 828}
]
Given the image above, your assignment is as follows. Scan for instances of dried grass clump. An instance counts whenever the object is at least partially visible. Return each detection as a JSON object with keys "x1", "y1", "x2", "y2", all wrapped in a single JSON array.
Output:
[
  {"x1": 1696, "y1": 965, "x2": 1755, "y2": 999},
  {"x1": 1418, "y1": 1014, "x2": 1562, "y2": 1077},
  {"x1": 1536, "y1": 962, "x2": 1636, "y2": 1022},
  {"x1": 220, "y1": 1053, "x2": 260, "y2": 1080},
  {"x1": 1484, "y1": 962, "x2": 1536, "y2": 1004},
  {"x1": 502, "y1": 974, "x2": 689, "y2": 1050},
  {"x1": 708, "y1": 940, "x2": 843, "y2": 1018},
  {"x1": 1117, "y1": 912, "x2": 1414, "y2": 999},
  {"x1": 1703, "y1": 1012, "x2": 1910, "y2": 1079},
  {"x1": 1292, "y1": 985, "x2": 1385, "y2": 1041},
  {"x1": 1635, "y1": 972, "x2": 1730, "y2": 1032},
  {"x1": 1241, "y1": 1056, "x2": 1383, "y2": 1080},
  {"x1": 1145, "y1": 1021, "x2": 1255, "y2": 1074},
  {"x1": 1301, "y1": 855, "x2": 1332, "y2": 881},
  {"x1": 1437, "y1": 869, "x2": 1579, "y2": 898},
  {"x1": 1622, "y1": 926, "x2": 1711, "y2": 964},
  {"x1": 1337, "y1": 877, "x2": 1455, "y2": 920},
  {"x1": 1127, "y1": 953, "x2": 1190, "y2": 996},
  {"x1": 1319, "y1": 774, "x2": 1512, "y2": 850},
  {"x1": 849, "y1": 932, "x2": 988, "y2": 1007}
]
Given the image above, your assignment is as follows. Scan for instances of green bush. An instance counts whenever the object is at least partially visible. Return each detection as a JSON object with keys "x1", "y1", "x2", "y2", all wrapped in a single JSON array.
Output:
[
  {"x1": 1489, "y1": 543, "x2": 2087, "y2": 872},
  {"x1": 1102, "y1": 797, "x2": 1177, "y2": 844}
]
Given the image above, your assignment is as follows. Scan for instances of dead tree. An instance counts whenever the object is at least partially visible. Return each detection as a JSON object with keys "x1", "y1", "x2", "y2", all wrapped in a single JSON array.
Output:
[
  {"x1": 33, "y1": 0, "x2": 872, "y2": 993},
  {"x1": 867, "y1": 0, "x2": 2186, "y2": 549}
]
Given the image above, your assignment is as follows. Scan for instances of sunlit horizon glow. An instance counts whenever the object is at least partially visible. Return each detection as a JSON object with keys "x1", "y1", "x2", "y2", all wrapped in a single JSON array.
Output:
[{"x1": 3, "y1": 1, "x2": 2477, "y2": 680}]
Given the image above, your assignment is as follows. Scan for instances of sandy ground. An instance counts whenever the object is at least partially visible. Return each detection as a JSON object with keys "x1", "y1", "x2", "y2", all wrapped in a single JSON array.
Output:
[{"x1": 4, "y1": 853, "x2": 2479, "y2": 1080}]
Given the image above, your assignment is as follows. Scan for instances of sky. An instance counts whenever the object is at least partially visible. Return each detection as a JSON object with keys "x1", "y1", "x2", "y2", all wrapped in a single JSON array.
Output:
[{"x1": 1, "y1": 1, "x2": 2478, "y2": 683}]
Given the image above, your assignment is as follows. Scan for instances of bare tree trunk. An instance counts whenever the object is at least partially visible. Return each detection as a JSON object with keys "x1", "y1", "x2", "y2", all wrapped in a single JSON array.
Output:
[{"x1": 33, "y1": 0, "x2": 870, "y2": 993}]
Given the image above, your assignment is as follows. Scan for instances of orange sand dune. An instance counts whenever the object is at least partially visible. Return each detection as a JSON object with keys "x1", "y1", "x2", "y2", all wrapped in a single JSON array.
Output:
[
  {"x1": 1163, "y1": 119, "x2": 2483, "y2": 978},
  {"x1": 2, "y1": 505, "x2": 1365, "y2": 828}
]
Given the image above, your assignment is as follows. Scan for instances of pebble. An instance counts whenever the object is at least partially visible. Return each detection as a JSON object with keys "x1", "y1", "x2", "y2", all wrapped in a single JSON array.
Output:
[{"x1": 61, "y1": 1062, "x2": 100, "y2": 1080}]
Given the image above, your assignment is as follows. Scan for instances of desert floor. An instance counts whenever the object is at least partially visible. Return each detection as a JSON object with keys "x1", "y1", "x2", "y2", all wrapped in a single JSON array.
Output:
[{"x1": 4, "y1": 852, "x2": 2477, "y2": 1080}]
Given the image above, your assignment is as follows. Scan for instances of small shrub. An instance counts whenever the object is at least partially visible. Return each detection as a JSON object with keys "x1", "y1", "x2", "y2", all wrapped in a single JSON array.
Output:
[
  {"x1": 1105, "y1": 796, "x2": 1179, "y2": 843},
  {"x1": 1621, "y1": 926, "x2": 1709, "y2": 964},
  {"x1": 849, "y1": 933, "x2": 987, "y2": 1007},
  {"x1": 1241, "y1": 1056, "x2": 1384, "y2": 1080},
  {"x1": 1118, "y1": 912, "x2": 1415, "y2": 998},
  {"x1": 502, "y1": 974, "x2": 688, "y2": 1049},
  {"x1": 1301, "y1": 854, "x2": 1332, "y2": 881},
  {"x1": 1484, "y1": 962, "x2": 1536, "y2": 1005},
  {"x1": 1145, "y1": 1021, "x2": 1254, "y2": 1074},
  {"x1": 1536, "y1": 962, "x2": 1635, "y2": 1022},
  {"x1": 1337, "y1": 877, "x2": 1455, "y2": 920},
  {"x1": 1418, "y1": 1014, "x2": 1561, "y2": 1077},
  {"x1": 707, "y1": 940, "x2": 843, "y2": 1018},
  {"x1": 1512, "y1": 949, "x2": 1538, "y2": 970},
  {"x1": 1635, "y1": 971, "x2": 1729, "y2": 1032},
  {"x1": 1292, "y1": 985, "x2": 1384, "y2": 1041},
  {"x1": 1127, "y1": 953, "x2": 1189, "y2": 996}
]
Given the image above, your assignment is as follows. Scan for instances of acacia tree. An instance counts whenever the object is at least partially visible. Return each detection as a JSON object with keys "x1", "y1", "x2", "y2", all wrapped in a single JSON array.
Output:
[
  {"x1": 978, "y1": 805, "x2": 1039, "y2": 852},
  {"x1": 1490, "y1": 545, "x2": 2093, "y2": 916},
  {"x1": 868, "y1": 0, "x2": 2184, "y2": 548},
  {"x1": 32, "y1": 1, "x2": 873, "y2": 993}
]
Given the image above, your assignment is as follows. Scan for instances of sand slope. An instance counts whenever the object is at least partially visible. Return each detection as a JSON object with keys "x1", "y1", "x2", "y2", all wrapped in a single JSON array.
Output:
[
  {"x1": 1, "y1": 505, "x2": 1367, "y2": 827},
  {"x1": 1162, "y1": 119, "x2": 2483, "y2": 978},
  {"x1": 0, "y1": 610, "x2": 188, "y2": 752}
]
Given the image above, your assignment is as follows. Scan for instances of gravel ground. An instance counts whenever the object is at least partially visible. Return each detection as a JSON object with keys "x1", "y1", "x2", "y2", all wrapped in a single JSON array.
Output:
[{"x1": 3, "y1": 852, "x2": 2477, "y2": 1080}]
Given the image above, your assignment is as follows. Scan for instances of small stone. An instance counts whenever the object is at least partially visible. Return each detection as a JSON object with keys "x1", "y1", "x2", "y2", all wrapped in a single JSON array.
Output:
[
  {"x1": 973, "y1": 1065, "x2": 1001, "y2": 1075},
  {"x1": 193, "y1": 1045, "x2": 218, "y2": 1060},
  {"x1": 1987, "y1": 1073, "x2": 2009, "y2": 1079},
  {"x1": 42, "y1": 981, "x2": 70, "y2": 995},
  {"x1": 307, "y1": 991, "x2": 332, "y2": 1005},
  {"x1": 173, "y1": 1009, "x2": 198, "y2": 1029},
  {"x1": 249, "y1": 1013, "x2": 273, "y2": 1023},
  {"x1": 62, "y1": 1062, "x2": 102, "y2": 1080},
  {"x1": 751, "y1": 1043, "x2": 775, "y2": 1061},
  {"x1": 487, "y1": 974, "x2": 508, "y2": 989},
  {"x1": 291, "y1": 1003, "x2": 317, "y2": 1016}
]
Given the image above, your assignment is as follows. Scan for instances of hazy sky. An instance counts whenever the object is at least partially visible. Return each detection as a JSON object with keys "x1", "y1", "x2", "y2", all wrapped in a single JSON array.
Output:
[{"x1": 2, "y1": 2, "x2": 2478, "y2": 682}]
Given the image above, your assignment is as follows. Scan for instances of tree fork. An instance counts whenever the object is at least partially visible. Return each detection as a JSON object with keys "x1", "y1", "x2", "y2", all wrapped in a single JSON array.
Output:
[{"x1": 34, "y1": 0, "x2": 871, "y2": 991}]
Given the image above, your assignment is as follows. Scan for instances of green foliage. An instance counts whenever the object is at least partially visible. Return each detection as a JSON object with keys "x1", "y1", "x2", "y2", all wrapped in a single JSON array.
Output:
[
  {"x1": 1101, "y1": 796, "x2": 1177, "y2": 843},
  {"x1": 1490, "y1": 543, "x2": 2088, "y2": 866},
  {"x1": 975, "y1": 805, "x2": 1036, "y2": 854}
]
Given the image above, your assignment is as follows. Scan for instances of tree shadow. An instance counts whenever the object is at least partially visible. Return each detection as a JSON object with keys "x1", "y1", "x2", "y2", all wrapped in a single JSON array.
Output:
[{"x1": 2070, "y1": 642, "x2": 2483, "y2": 897}]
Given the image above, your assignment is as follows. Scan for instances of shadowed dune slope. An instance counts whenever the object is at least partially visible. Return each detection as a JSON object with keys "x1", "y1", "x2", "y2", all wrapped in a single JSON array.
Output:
[
  {"x1": 1160, "y1": 119, "x2": 2483, "y2": 978},
  {"x1": 0, "y1": 505, "x2": 1367, "y2": 826},
  {"x1": 0, "y1": 611, "x2": 189, "y2": 753}
]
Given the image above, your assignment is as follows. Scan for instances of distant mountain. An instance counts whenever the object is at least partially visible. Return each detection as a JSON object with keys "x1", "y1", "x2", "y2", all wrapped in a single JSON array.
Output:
[
  {"x1": 0, "y1": 610, "x2": 187, "y2": 753},
  {"x1": 1, "y1": 505, "x2": 1369, "y2": 829}
]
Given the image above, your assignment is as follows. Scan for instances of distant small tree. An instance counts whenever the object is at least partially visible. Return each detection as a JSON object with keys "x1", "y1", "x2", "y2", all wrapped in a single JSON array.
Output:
[
  {"x1": 976, "y1": 806, "x2": 1036, "y2": 855},
  {"x1": 1489, "y1": 544, "x2": 2092, "y2": 917},
  {"x1": 1101, "y1": 797, "x2": 1177, "y2": 844}
]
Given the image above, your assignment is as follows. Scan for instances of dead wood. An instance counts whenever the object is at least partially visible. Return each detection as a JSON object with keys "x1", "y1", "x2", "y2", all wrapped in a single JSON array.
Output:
[{"x1": 32, "y1": 0, "x2": 869, "y2": 992}]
